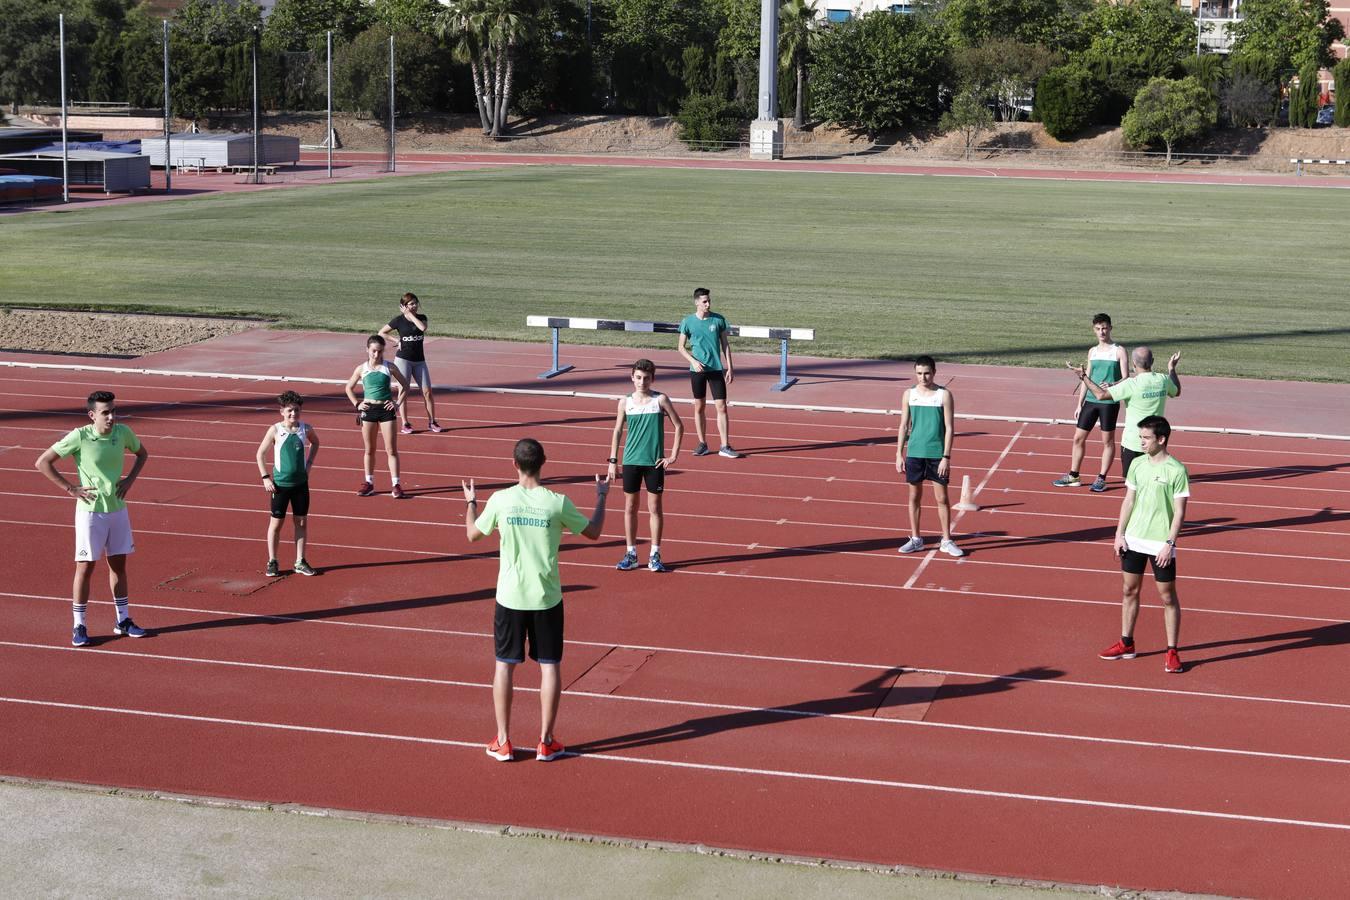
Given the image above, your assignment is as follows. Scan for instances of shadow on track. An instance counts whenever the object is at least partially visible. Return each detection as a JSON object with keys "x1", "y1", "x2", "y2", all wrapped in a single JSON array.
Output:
[{"x1": 570, "y1": 665, "x2": 1064, "y2": 755}]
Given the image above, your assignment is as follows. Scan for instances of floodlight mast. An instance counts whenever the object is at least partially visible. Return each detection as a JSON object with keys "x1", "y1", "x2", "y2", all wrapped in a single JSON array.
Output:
[{"x1": 750, "y1": 0, "x2": 783, "y2": 159}]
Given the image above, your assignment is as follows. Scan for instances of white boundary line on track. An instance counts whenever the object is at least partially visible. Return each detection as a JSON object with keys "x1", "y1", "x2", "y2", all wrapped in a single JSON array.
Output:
[
  {"x1": 6, "y1": 511, "x2": 1347, "y2": 601},
  {"x1": 3, "y1": 360, "x2": 1347, "y2": 441},
  {"x1": 4, "y1": 638, "x2": 1349, "y2": 766},
  {"x1": 5, "y1": 485, "x2": 1344, "y2": 566},
  {"x1": 5, "y1": 592, "x2": 1348, "y2": 708},
  {"x1": 9, "y1": 383, "x2": 1350, "y2": 464},
  {"x1": 3, "y1": 694, "x2": 1349, "y2": 832},
  {"x1": 906, "y1": 426, "x2": 1024, "y2": 589}
]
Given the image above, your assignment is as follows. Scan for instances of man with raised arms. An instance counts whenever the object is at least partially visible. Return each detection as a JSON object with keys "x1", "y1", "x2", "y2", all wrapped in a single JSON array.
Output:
[
  {"x1": 1070, "y1": 346, "x2": 1181, "y2": 479},
  {"x1": 464, "y1": 439, "x2": 609, "y2": 762}
]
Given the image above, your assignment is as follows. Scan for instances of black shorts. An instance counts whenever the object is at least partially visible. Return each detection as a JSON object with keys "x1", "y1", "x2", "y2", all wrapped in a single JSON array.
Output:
[
  {"x1": 690, "y1": 369, "x2": 727, "y2": 401},
  {"x1": 1121, "y1": 547, "x2": 1177, "y2": 582},
  {"x1": 269, "y1": 482, "x2": 310, "y2": 519},
  {"x1": 622, "y1": 464, "x2": 665, "y2": 494},
  {"x1": 1076, "y1": 401, "x2": 1120, "y2": 433},
  {"x1": 494, "y1": 601, "x2": 564, "y2": 664},
  {"x1": 904, "y1": 457, "x2": 949, "y2": 486},
  {"x1": 1120, "y1": 446, "x2": 1143, "y2": 478},
  {"x1": 358, "y1": 404, "x2": 396, "y2": 425}
]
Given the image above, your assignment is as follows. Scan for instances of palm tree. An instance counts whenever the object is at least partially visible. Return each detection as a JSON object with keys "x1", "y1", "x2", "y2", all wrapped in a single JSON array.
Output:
[
  {"x1": 779, "y1": 0, "x2": 817, "y2": 129},
  {"x1": 435, "y1": 0, "x2": 492, "y2": 134},
  {"x1": 436, "y1": 0, "x2": 535, "y2": 137}
]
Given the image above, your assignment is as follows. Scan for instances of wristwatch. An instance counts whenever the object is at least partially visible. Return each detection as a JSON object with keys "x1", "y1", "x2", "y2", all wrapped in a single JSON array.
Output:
[{"x1": 608, "y1": 457, "x2": 618, "y2": 464}]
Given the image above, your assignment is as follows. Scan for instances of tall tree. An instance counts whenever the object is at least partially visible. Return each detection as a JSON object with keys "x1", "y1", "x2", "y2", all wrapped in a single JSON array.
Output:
[
  {"x1": 436, "y1": 0, "x2": 536, "y2": 136},
  {"x1": 1230, "y1": 0, "x2": 1345, "y2": 73},
  {"x1": 778, "y1": 0, "x2": 816, "y2": 128},
  {"x1": 810, "y1": 10, "x2": 950, "y2": 136},
  {"x1": 1080, "y1": 0, "x2": 1194, "y2": 62},
  {"x1": 952, "y1": 38, "x2": 1060, "y2": 121},
  {"x1": 263, "y1": 0, "x2": 373, "y2": 52},
  {"x1": 1121, "y1": 75, "x2": 1215, "y2": 163}
]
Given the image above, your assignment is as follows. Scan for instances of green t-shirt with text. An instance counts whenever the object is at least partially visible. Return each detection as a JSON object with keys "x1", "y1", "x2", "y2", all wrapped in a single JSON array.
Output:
[
  {"x1": 51, "y1": 424, "x2": 142, "y2": 513},
  {"x1": 679, "y1": 312, "x2": 728, "y2": 371},
  {"x1": 1108, "y1": 372, "x2": 1179, "y2": 452},
  {"x1": 474, "y1": 484, "x2": 590, "y2": 611}
]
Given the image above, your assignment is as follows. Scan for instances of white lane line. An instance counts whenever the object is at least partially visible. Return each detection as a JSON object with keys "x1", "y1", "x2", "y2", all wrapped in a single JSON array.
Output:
[
  {"x1": 4, "y1": 511, "x2": 1347, "y2": 622},
  {"x1": 907, "y1": 426, "x2": 1024, "y2": 590},
  {"x1": 3, "y1": 695, "x2": 1349, "y2": 832},
  {"x1": 8, "y1": 485, "x2": 1340, "y2": 566},
  {"x1": 3, "y1": 639, "x2": 1348, "y2": 766},
  {"x1": 8, "y1": 592, "x2": 1347, "y2": 709}
]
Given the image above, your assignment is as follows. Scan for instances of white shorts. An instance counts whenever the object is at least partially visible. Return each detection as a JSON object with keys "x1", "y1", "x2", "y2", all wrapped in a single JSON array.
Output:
[
  {"x1": 74, "y1": 507, "x2": 135, "y2": 562},
  {"x1": 393, "y1": 357, "x2": 431, "y2": 388}
]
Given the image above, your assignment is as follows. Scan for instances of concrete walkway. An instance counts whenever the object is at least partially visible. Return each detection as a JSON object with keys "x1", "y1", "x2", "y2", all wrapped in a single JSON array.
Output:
[{"x1": 0, "y1": 778, "x2": 1092, "y2": 899}]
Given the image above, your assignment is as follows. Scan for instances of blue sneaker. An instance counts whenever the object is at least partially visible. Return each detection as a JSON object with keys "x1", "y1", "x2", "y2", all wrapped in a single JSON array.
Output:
[
  {"x1": 113, "y1": 618, "x2": 147, "y2": 638},
  {"x1": 648, "y1": 553, "x2": 669, "y2": 573},
  {"x1": 616, "y1": 550, "x2": 639, "y2": 571},
  {"x1": 72, "y1": 625, "x2": 89, "y2": 647}
]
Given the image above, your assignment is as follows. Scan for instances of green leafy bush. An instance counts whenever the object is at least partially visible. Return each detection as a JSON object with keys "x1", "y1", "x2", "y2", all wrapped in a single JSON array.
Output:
[
  {"x1": 1034, "y1": 64, "x2": 1100, "y2": 138},
  {"x1": 676, "y1": 93, "x2": 746, "y2": 149}
]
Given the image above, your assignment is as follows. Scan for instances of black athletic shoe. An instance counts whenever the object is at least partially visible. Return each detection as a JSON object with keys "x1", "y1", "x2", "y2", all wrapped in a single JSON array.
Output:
[
  {"x1": 691, "y1": 442, "x2": 710, "y2": 456},
  {"x1": 265, "y1": 559, "x2": 280, "y2": 577}
]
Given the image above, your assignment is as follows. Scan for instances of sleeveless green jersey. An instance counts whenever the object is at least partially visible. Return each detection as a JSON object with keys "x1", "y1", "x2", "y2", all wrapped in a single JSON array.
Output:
[
  {"x1": 1085, "y1": 343, "x2": 1123, "y2": 406},
  {"x1": 623, "y1": 392, "x2": 665, "y2": 467},
  {"x1": 361, "y1": 362, "x2": 393, "y2": 402},
  {"x1": 271, "y1": 422, "x2": 311, "y2": 487},
  {"x1": 905, "y1": 387, "x2": 947, "y2": 459}
]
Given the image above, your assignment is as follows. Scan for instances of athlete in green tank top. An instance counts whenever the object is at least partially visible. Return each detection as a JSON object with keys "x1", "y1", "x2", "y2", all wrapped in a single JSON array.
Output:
[
  {"x1": 896, "y1": 357, "x2": 962, "y2": 558},
  {"x1": 257, "y1": 390, "x2": 322, "y2": 577},
  {"x1": 607, "y1": 360, "x2": 685, "y2": 572}
]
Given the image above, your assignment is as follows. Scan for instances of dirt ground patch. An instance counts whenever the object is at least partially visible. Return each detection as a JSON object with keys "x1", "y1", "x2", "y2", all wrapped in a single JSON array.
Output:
[{"x1": 0, "y1": 308, "x2": 258, "y2": 357}]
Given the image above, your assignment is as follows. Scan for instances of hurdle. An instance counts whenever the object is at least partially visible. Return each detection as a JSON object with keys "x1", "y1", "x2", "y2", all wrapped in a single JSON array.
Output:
[
  {"x1": 526, "y1": 315, "x2": 816, "y2": 391},
  {"x1": 1291, "y1": 158, "x2": 1350, "y2": 176}
]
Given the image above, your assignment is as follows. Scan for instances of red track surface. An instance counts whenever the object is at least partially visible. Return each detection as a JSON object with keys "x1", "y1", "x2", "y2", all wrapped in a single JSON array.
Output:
[{"x1": 2, "y1": 347, "x2": 1349, "y2": 897}]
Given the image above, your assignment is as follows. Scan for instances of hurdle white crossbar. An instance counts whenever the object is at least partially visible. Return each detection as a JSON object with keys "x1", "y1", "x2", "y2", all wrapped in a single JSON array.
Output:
[
  {"x1": 1290, "y1": 158, "x2": 1350, "y2": 176},
  {"x1": 525, "y1": 315, "x2": 815, "y2": 391}
]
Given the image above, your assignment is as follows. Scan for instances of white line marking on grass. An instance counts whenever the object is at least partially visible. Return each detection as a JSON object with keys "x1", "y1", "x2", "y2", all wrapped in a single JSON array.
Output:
[{"x1": 3, "y1": 695, "x2": 1349, "y2": 832}]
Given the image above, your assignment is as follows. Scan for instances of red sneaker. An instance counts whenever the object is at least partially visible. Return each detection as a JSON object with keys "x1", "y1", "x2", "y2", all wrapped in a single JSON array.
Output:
[
  {"x1": 536, "y1": 739, "x2": 566, "y2": 762},
  {"x1": 486, "y1": 738, "x2": 513, "y2": 761},
  {"x1": 1099, "y1": 639, "x2": 1136, "y2": 660},
  {"x1": 1164, "y1": 649, "x2": 1184, "y2": 673},
  {"x1": 391, "y1": 484, "x2": 406, "y2": 499},
  {"x1": 357, "y1": 481, "x2": 375, "y2": 497}
]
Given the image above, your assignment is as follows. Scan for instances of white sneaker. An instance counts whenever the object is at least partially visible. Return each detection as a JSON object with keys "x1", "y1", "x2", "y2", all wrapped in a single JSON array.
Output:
[
  {"x1": 898, "y1": 536, "x2": 924, "y2": 554},
  {"x1": 940, "y1": 539, "x2": 964, "y2": 557}
]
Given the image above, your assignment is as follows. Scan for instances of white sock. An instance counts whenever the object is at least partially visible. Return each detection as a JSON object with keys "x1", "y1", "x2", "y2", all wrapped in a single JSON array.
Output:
[
  {"x1": 73, "y1": 604, "x2": 87, "y2": 627},
  {"x1": 651, "y1": 544, "x2": 661, "y2": 555},
  {"x1": 114, "y1": 597, "x2": 129, "y2": 623},
  {"x1": 627, "y1": 545, "x2": 636, "y2": 554},
  {"x1": 393, "y1": 478, "x2": 400, "y2": 486},
  {"x1": 364, "y1": 474, "x2": 373, "y2": 483}
]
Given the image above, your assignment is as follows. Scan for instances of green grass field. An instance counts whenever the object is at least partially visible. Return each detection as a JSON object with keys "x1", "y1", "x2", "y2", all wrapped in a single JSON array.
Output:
[{"x1": 3, "y1": 165, "x2": 1347, "y2": 380}]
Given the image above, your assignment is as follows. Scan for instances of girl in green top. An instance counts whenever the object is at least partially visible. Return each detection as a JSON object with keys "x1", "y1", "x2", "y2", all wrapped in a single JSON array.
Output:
[{"x1": 344, "y1": 335, "x2": 410, "y2": 498}]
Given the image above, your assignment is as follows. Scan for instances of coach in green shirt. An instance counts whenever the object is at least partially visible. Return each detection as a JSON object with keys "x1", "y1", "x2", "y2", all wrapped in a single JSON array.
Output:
[
  {"x1": 1072, "y1": 346, "x2": 1180, "y2": 478},
  {"x1": 464, "y1": 438, "x2": 608, "y2": 763}
]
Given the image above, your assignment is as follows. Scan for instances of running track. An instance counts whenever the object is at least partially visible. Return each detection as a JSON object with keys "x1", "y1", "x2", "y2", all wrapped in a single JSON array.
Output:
[{"x1": 1, "y1": 347, "x2": 1348, "y2": 897}]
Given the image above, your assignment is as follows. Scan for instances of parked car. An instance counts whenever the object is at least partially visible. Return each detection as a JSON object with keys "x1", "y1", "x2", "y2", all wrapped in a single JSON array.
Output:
[{"x1": 1316, "y1": 104, "x2": 1335, "y2": 126}]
